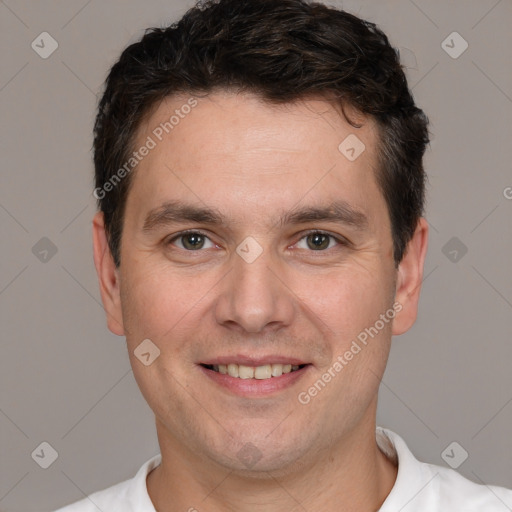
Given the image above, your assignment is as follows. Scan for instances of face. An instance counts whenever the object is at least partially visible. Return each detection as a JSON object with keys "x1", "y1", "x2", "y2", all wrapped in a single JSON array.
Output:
[{"x1": 94, "y1": 91, "x2": 427, "y2": 474}]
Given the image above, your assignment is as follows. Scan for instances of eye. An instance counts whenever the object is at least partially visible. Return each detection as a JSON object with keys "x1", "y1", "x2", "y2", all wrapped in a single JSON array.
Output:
[
  {"x1": 168, "y1": 231, "x2": 216, "y2": 251},
  {"x1": 295, "y1": 231, "x2": 344, "y2": 251}
]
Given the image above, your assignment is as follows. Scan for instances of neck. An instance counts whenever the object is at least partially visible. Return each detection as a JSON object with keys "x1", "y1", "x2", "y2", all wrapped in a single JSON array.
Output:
[{"x1": 147, "y1": 407, "x2": 397, "y2": 512}]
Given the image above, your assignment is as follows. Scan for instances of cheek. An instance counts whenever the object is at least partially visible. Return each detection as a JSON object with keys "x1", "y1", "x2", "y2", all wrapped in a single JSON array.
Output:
[
  {"x1": 120, "y1": 266, "x2": 201, "y2": 412},
  {"x1": 119, "y1": 262, "x2": 201, "y2": 342},
  {"x1": 295, "y1": 261, "x2": 394, "y2": 341}
]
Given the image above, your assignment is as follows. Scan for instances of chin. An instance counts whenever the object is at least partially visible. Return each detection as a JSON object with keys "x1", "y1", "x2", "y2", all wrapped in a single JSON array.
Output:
[{"x1": 203, "y1": 430, "x2": 314, "y2": 476}]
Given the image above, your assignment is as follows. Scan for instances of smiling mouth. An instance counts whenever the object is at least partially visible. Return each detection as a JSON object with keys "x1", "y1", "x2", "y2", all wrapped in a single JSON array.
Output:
[{"x1": 201, "y1": 363, "x2": 308, "y2": 380}]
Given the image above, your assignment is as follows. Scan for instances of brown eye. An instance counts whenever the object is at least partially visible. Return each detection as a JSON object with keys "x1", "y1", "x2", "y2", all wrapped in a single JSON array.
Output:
[
  {"x1": 181, "y1": 233, "x2": 205, "y2": 250},
  {"x1": 170, "y1": 232, "x2": 214, "y2": 250},
  {"x1": 306, "y1": 233, "x2": 331, "y2": 250},
  {"x1": 295, "y1": 231, "x2": 345, "y2": 252}
]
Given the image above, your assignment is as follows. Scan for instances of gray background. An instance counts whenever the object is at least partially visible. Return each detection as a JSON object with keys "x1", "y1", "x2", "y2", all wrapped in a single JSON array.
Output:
[{"x1": 0, "y1": 0, "x2": 511, "y2": 510}]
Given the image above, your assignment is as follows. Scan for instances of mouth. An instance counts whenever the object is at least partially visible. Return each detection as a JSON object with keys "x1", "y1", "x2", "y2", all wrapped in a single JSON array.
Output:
[
  {"x1": 200, "y1": 363, "x2": 308, "y2": 380},
  {"x1": 198, "y1": 360, "x2": 311, "y2": 397}
]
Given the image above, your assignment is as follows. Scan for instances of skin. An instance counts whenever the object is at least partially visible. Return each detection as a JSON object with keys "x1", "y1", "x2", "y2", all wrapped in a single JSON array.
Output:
[{"x1": 93, "y1": 91, "x2": 428, "y2": 512}]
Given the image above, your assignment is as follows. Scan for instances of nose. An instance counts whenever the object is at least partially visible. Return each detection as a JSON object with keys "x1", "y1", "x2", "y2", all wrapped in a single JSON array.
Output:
[{"x1": 213, "y1": 245, "x2": 295, "y2": 334}]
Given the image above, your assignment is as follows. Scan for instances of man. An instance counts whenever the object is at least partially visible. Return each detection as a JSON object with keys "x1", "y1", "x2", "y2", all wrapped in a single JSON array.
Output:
[{"x1": 55, "y1": 0, "x2": 512, "y2": 510}]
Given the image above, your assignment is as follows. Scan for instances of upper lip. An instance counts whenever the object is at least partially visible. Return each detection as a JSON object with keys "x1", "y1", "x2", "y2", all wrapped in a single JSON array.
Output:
[{"x1": 200, "y1": 355, "x2": 309, "y2": 366}]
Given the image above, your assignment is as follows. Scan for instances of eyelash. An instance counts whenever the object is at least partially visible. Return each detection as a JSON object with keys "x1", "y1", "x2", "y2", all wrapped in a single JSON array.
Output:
[
  {"x1": 166, "y1": 229, "x2": 348, "y2": 251},
  {"x1": 166, "y1": 230, "x2": 217, "y2": 250},
  {"x1": 296, "y1": 230, "x2": 348, "y2": 249}
]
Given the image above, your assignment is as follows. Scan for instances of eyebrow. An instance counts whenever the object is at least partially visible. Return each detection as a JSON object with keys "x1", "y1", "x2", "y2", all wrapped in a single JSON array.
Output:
[
  {"x1": 282, "y1": 201, "x2": 369, "y2": 231},
  {"x1": 142, "y1": 199, "x2": 369, "y2": 233},
  {"x1": 143, "y1": 200, "x2": 225, "y2": 232}
]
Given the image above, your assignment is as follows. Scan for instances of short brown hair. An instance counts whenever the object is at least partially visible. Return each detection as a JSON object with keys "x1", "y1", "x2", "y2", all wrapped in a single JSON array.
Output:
[{"x1": 93, "y1": 0, "x2": 429, "y2": 267}]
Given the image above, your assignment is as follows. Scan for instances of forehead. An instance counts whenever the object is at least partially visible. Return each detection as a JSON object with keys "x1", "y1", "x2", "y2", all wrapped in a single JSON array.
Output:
[{"x1": 128, "y1": 91, "x2": 386, "y2": 229}]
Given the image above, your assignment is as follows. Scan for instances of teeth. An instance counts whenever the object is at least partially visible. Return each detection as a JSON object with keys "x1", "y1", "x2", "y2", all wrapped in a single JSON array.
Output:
[
  {"x1": 254, "y1": 365, "x2": 272, "y2": 379},
  {"x1": 227, "y1": 363, "x2": 239, "y2": 377},
  {"x1": 271, "y1": 364, "x2": 283, "y2": 377},
  {"x1": 238, "y1": 365, "x2": 255, "y2": 379},
  {"x1": 209, "y1": 363, "x2": 303, "y2": 380}
]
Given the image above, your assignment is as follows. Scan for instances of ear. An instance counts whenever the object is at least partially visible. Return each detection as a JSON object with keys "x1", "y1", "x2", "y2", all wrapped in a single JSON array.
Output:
[
  {"x1": 392, "y1": 217, "x2": 429, "y2": 336},
  {"x1": 92, "y1": 211, "x2": 125, "y2": 335}
]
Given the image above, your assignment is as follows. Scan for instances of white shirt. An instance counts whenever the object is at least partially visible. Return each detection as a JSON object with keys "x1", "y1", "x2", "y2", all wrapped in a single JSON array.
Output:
[{"x1": 54, "y1": 427, "x2": 512, "y2": 511}]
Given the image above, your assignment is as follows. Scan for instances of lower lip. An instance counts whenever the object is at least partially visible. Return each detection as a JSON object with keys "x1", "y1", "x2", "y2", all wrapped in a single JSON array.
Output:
[{"x1": 198, "y1": 365, "x2": 311, "y2": 397}]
